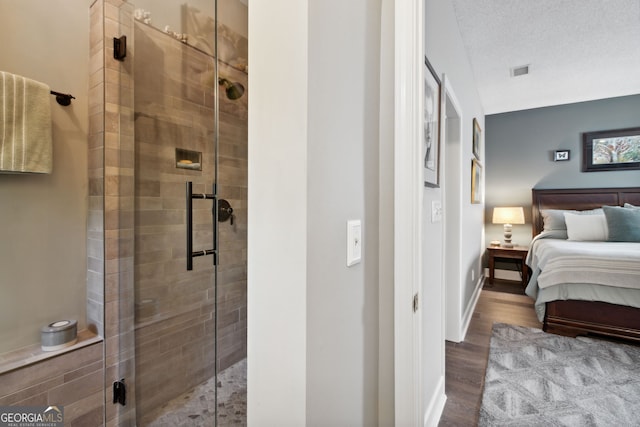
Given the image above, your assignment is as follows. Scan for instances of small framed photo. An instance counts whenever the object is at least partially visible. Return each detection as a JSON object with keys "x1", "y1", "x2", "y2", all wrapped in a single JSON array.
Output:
[{"x1": 554, "y1": 150, "x2": 570, "y2": 162}]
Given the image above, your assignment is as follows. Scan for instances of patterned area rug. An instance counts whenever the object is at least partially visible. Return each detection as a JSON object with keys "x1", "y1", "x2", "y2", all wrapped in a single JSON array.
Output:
[{"x1": 479, "y1": 324, "x2": 640, "y2": 426}]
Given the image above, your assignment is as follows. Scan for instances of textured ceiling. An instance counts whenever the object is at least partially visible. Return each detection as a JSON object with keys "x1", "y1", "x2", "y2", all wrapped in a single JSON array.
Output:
[{"x1": 452, "y1": 0, "x2": 640, "y2": 114}]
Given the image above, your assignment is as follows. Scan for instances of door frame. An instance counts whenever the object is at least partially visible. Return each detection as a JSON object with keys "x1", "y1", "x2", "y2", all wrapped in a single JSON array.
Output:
[{"x1": 392, "y1": 0, "x2": 424, "y2": 424}]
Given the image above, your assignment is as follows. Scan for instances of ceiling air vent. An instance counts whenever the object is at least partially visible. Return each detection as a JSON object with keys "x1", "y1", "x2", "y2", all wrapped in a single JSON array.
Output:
[{"x1": 510, "y1": 65, "x2": 529, "y2": 77}]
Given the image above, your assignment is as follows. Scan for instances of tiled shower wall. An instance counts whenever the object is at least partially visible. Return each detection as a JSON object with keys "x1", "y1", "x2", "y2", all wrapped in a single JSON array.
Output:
[
  {"x1": 132, "y1": 22, "x2": 218, "y2": 420},
  {"x1": 216, "y1": 60, "x2": 248, "y2": 371},
  {"x1": 129, "y1": 18, "x2": 247, "y2": 423},
  {"x1": 0, "y1": 343, "x2": 104, "y2": 426},
  {"x1": 95, "y1": 0, "x2": 137, "y2": 425}
]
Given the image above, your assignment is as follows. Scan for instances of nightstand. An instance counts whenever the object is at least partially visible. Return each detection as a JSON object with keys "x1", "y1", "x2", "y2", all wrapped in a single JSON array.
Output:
[{"x1": 487, "y1": 245, "x2": 529, "y2": 285}]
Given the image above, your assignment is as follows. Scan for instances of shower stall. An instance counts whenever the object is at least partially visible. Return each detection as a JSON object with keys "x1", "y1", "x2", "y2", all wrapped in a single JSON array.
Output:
[{"x1": 96, "y1": 1, "x2": 247, "y2": 425}]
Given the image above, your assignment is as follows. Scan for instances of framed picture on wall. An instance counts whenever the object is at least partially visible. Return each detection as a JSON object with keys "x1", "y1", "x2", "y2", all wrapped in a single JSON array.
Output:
[
  {"x1": 472, "y1": 118, "x2": 481, "y2": 160},
  {"x1": 423, "y1": 56, "x2": 441, "y2": 187},
  {"x1": 554, "y1": 150, "x2": 570, "y2": 161},
  {"x1": 471, "y1": 159, "x2": 482, "y2": 204},
  {"x1": 582, "y1": 127, "x2": 640, "y2": 172}
]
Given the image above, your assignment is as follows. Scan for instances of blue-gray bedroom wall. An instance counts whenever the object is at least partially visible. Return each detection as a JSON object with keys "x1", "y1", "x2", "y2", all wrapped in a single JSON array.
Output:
[{"x1": 485, "y1": 94, "x2": 640, "y2": 246}]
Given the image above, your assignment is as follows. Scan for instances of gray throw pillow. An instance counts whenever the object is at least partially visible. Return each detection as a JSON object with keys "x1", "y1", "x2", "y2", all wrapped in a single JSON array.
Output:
[
  {"x1": 540, "y1": 209, "x2": 574, "y2": 231},
  {"x1": 603, "y1": 206, "x2": 640, "y2": 242},
  {"x1": 540, "y1": 208, "x2": 603, "y2": 231}
]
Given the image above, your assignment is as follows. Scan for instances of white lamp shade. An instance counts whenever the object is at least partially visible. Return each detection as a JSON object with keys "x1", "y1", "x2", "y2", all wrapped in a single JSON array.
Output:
[{"x1": 492, "y1": 207, "x2": 525, "y2": 225}]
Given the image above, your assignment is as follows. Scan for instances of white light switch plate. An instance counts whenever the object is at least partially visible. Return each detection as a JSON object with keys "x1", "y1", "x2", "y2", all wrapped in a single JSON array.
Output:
[
  {"x1": 431, "y1": 201, "x2": 442, "y2": 223},
  {"x1": 347, "y1": 220, "x2": 362, "y2": 267}
]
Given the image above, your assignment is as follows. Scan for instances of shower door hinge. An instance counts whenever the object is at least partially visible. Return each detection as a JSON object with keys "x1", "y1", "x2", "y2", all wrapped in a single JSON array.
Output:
[
  {"x1": 113, "y1": 379, "x2": 126, "y2": 406},
  {"x1": 113, "y1": 35, "x2": 127, "y2": 61}
]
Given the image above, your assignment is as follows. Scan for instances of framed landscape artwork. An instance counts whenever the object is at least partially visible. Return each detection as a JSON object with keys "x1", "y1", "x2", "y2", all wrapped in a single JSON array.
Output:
[
  {"x1": 423, "y1": 56, "x2": 441, "y2": 187},
  {"x1": 582, "y1": 127, "x2": 640, "y2": 172}
]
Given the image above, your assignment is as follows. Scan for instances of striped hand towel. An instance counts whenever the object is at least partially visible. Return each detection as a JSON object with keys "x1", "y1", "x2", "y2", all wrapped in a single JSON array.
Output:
[{"x1": 0, "y1": 71, "x2": 53, "y2": 173}]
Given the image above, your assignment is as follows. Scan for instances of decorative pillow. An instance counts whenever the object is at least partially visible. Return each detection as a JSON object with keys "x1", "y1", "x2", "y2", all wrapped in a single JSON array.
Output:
[
  {"x1": 541, "y1": 208, "x2": 603, "y2": 231},
  {"x1": 603, "y1": 206, "x2": 640, "y2": 242},
  {"x1": 541, "y1": 209, "x2": 574, "y2": 231},
  {"x1": 563, "y1": 212, "x2": 608, "y2": 241}
]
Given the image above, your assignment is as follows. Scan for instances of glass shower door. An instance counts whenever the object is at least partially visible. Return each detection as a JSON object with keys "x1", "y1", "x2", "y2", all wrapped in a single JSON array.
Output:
[
  {"x1": 131, "y1": 8, "x2": 219, "y2": 426},
  {"x1": 114, "y1": 1, "x2": 248, "y2": 425}
]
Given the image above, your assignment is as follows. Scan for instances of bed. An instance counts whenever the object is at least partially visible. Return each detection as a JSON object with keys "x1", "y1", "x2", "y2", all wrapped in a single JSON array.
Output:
[{"x1": 525, "y1": 187, "x2": 640, "y2": 343}]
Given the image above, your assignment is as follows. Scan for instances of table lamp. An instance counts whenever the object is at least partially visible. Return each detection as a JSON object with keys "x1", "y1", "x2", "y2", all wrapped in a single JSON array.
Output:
[{"x1": 492, "y1": 207, "x2": 525, "y2": 248}]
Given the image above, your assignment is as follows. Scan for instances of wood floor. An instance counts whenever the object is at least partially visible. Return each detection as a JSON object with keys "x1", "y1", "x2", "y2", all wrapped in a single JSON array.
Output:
[{"x1": 438, "y1": 286, "x2": 542, "y2": 426}]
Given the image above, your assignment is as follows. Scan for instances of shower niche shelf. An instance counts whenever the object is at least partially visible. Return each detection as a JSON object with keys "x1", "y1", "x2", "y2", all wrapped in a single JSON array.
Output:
[
  {"x1": 176, "y1": 148, "x2": 202, "y2": 171},
  {"x1": 0, "y1": 330, "x2": 102, "y2": 375}
]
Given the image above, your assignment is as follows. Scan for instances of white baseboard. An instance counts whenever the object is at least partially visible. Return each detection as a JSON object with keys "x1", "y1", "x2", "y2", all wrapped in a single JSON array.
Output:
[
  {"x1": 459, "y1": 275, "x2": 483, "y2": 342},
  {"x1": 423, "y1": 375, "x2": 446, "y2": 427}
]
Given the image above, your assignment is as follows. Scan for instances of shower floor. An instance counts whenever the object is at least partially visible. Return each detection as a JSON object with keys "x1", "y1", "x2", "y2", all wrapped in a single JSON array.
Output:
[{"x1": 145, "y1": 358, "x2": 247, "y2": 426}]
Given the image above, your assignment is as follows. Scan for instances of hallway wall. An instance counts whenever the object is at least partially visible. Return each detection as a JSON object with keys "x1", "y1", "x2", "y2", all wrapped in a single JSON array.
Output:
[
  {"x1": 306, "y1": 0, "x2": 381, "y2": 424},
  {"x1": 248, "y1": 0, "x2": 385, "y2": 424},
  {"x1": 425, "y1": 0, "x2": 486, "y2": 343}
]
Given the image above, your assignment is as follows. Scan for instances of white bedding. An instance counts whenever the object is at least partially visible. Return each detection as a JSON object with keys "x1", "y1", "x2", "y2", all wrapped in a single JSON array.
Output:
[
  {"x1": 525, "y1": 233, "x2": 640, "y2": 321},
  {"x1": 528, "y1": 238, "x2": 640, "y2": 290}
]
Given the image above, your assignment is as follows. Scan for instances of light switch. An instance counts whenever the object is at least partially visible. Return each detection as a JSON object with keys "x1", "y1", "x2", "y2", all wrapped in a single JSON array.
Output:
[
  {"x1": 431, "y1": 201, "x2": 442, "y2": 223},
  {"x1": 347, "y1": 220, "x2": 362, "y2": 267}
]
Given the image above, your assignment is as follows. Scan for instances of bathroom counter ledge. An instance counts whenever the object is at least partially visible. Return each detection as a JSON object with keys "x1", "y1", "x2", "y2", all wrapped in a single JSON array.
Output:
[{"x1": 0, "y1": 329, "x2": 102, "y2": 375}]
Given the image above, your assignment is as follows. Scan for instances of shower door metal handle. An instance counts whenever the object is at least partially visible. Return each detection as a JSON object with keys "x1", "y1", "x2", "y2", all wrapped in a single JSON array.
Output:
[{"x1": 186, "y1": 181, "x2": 217, "y2": 270}]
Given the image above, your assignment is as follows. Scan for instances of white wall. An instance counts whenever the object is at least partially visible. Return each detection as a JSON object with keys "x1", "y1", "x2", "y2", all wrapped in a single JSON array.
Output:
[
  {"x1": 377, "y1": 1, "x2": 395, "y2": 423},
  {"x1": 421, "y1": 183, "x2": 447, "y2": 421},
  {"x1": 306, "y1": 0, "x2": 381, "y2": 425},
  {"x1": 248, "y1": 0, "x2": 308, "y2": 425},
  {"x1": 249, "y1": 0, "x2": 391, "y2": 424},
  {"x1": 425, "y1": 0, "x2": 485, "y2": 342},
  {"x1": 443, "y1": 89, "x2": 465, "y2": 340},
  {"x1": 249, "y1": 0, "x2": 384, "y2": 423},
  {"x1": 0, "y1": 0, "x2": 90, "y2": 352}
]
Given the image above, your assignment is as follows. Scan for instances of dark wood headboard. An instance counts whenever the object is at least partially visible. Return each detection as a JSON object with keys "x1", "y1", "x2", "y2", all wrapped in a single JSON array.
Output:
[{"x1": 531, "y1": 187, "x2": 640, "y2": 236}]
